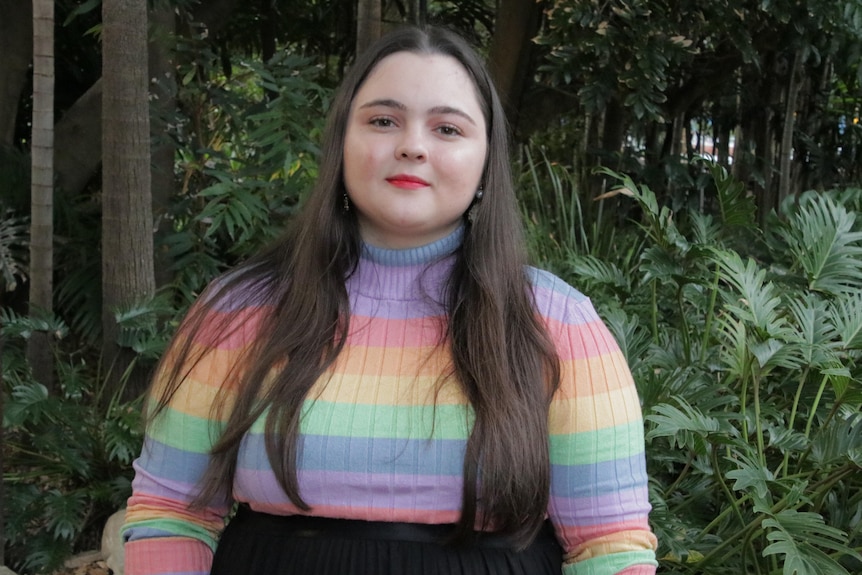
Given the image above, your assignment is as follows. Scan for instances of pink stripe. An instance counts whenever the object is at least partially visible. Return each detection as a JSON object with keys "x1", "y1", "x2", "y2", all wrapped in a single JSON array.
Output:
[
  {"x1": 554, "y1": 517, "x2": 653, "y2": 547},
  {"x1": 124, "y1": 537, "x2": 212, "y2": 575},
  {"x1": 548, "y1": 317, "x2": 622, "y2": 360},
  {"x1": 347, "y1": 315, "x2": 445, "y2": 347},
  {"x1": 191, "y1": 307, "x2": 265, "y2": 350}
]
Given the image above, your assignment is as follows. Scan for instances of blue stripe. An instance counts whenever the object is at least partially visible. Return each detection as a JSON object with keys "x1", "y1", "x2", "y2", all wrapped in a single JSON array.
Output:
[
  {"x1": 239, "y1": 433, "x2": 466, "y2": 476},
  {"x1": 551, "y1": 453, "x2": 649, "y2": 498}
]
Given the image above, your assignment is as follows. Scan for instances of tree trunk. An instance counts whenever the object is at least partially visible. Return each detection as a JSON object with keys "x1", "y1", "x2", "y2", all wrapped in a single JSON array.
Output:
[
  {"x1": 355, "y1": 0, "x2": 381, "y2": 56},
  {"x1": 102, "y1": 0, "x2": 155, "y2": 400},
  {"x1": 54, "y1": 79, "x2": 103, "y2": 194},
  {"x1": 27, "y1": 0, "x2": 54, "y2": 390},
  {"x1": 0, "y1": 1, "x2": 32, "y2": 148},
  {"x1": 488, "y1": 0, "x2": 542, "y2": 131},
  {"x1": 778, "y1": 50, "x2": 803, "y2": 205},
  {"x1": 52, "y1": 0, "x2": 241, "y2": 200}
]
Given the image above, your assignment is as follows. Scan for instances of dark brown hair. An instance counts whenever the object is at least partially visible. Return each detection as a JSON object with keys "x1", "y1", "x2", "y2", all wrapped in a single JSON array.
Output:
[{"x1": 149, "y1": 25, "x2": 561, "y2": 548}]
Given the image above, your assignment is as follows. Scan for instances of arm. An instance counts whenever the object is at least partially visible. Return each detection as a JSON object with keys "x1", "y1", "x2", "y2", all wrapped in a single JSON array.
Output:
[
  {"x1": 536, "y1": 274, "x2": 657, "y2": 574},
  {"x1": 122, "y1": 302, "x2": 260, "y2": 575}
]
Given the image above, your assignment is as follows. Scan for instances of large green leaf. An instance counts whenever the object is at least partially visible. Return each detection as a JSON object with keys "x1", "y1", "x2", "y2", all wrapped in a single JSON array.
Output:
[
  {"x1": 715, "y1": 250, "x2": 789, "y2": 339},
  {"x1": 763, "y1": 510, "x2": 861, "y2": 574},
  {"x1": 779, "y1": 192, "x2": 862, "y2": 296}
]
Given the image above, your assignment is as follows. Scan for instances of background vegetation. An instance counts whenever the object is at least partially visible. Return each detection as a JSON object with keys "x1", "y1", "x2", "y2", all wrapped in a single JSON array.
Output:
[{"x1": 1, "y1": 0, "x2": 861, "y2": 573}]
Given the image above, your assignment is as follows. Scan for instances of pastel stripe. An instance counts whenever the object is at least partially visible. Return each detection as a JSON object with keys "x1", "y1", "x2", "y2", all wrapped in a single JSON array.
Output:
[
  {"x1": 145, "y1": 407, "x2": 221, "y2": 452},
  {"x1": 239, "y1": 433, "x2": 466, "y2": 475},
  {"x1": 549, "y1": 420, "x2": 646, "y2": 464},
  {"x1": 346, "y1": 315, "x2": 445, "y2": 346},
  {"x1": 124, "y1": 537, "x2": 212, "y2": 575},
  {"x1": 235, "y1": 468, "x2": 463, "y2": 511},
  {"x1": 550, "y1": 489, "x2": 651, "y2": 525},
  {"x1": 298, "y1": 401, "x2": 472, "y2": 438},
  {"x1": 550, "y1": 456, "x2": 648, "y2": 499},
  {"x1": 562, "y1": 550, "x2": 658, "y2": 575},
  {"x1": 133, "y1": 440, "x2": 211, "y2": 485}
]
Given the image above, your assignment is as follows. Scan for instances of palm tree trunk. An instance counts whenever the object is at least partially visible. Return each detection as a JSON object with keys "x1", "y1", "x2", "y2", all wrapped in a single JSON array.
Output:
[
  {"x1": 102, "y1": 0, "x2": 155, "y2": 400},
  {"x1": 27, "y1": 0, "x2": 54, "y2": 389}
]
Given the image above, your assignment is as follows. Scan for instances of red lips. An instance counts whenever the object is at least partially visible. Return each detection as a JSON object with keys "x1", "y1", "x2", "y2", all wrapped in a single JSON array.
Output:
[{"x1": 386, "y1": 174, "x2": 430, "y2": 189}]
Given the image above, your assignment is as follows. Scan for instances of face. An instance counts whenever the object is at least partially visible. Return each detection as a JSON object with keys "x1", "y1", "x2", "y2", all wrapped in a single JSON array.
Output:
[{"x1": 343, "y1": 51, "x2": 488, "y2": 249}]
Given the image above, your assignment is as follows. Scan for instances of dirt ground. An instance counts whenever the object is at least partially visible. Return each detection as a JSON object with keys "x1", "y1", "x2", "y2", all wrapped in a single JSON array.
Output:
[{"x1": 48, "y1": 556, "x2": 112, "y2": 575}]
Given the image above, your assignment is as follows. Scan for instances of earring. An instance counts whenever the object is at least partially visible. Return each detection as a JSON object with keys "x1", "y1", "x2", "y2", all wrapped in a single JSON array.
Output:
[
  {"x1": 468, "y1": 186, "x2": 484, "y2": 223},
  {"x1": 342, "y1": 193, "x2": 350, "y2": 212}
]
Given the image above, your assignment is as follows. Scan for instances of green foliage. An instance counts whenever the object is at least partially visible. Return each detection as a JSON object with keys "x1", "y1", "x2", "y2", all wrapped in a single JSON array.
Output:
[
  {"x1": 1, "y1": 308, "x2": 146, "y2": 573},
  {"x1": 0, "y1": 206, "x2": 29, "y2": 292},
  {"x1": 523, "y1": 157, "x2": 862, "y2": 573},
  {"x1": 165, "y1": 46, "x2": 329, "y2": 299}
]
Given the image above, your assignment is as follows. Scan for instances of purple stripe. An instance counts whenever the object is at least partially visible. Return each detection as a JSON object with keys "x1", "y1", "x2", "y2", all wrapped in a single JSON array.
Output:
[
  {"x1": 234, "y1": 468, "x2": 463, "y2": 511},
  {"x1": 131, "y1": 465, "x2": 201, "y2": 503},
  {"x1": 549, "y1": 487, "x2": 652, "y2": 526}
]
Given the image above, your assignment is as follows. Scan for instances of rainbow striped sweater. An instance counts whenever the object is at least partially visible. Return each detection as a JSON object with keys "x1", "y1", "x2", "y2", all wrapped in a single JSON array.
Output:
[{"x1": 122, "y1": 228, "x2": 658, "y2": 574}]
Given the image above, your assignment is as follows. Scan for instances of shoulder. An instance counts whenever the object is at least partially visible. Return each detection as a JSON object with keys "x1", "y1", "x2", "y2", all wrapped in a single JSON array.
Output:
[
  {"x1": 525, "y1": 266, "x2": 601, "y2": 326},
  {"x1": 185, "y1": 267, "x2": 277, "y2": 349}
]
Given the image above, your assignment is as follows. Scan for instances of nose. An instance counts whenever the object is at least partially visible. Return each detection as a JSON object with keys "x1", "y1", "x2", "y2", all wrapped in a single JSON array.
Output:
[{"x1": 395, "y1": 129, "x2": 427, "y2": 161}]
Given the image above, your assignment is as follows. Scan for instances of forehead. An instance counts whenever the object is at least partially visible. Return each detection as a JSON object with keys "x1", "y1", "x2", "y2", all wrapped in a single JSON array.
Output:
[{"x1": 351, "y1": 51, "x2": 486, "y2": 119}]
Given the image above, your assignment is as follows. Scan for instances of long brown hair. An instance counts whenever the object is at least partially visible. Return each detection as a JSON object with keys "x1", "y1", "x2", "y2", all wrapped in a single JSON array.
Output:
[{"x1": 149, "y1": 25, "x2": 561, "y2": 548}]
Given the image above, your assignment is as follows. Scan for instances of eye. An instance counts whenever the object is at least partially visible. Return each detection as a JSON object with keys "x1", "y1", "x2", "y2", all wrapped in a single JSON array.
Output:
[
  {"x1": 370, "y1": 117, "x2": 396, "y2": 128},
  {"x1": 436, "y1": 124, "x2": 462, "y2": 137}
]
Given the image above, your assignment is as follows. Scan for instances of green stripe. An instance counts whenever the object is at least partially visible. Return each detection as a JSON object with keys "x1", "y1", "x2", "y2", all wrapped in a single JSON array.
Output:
[
  {"x1": 147, "y1": 405, "x2": 222, "y2": 453},
  {"x1": 550, "y1": 420, "x2": 646, "y2": 466},
  {"x1": 562, "y1": 550, "x2": 657, "y2": 575},
  {"x1": 248, "y1": 400, "x2": 475, "y2": 439},
  {"x1": 121, "y1": 518, "x2": 220, "y2": 552}
]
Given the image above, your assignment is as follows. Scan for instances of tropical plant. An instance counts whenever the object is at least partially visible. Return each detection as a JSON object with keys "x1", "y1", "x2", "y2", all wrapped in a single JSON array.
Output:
[
  {"x1": 0, "y1": 296, "x2": 179, "y2": 572},
  {"x1": 522, "y1": 157, "x2": 862, "y2": 573},
  {"x1": 0, "y1": 207, "x2": 28, "y2": 294}
]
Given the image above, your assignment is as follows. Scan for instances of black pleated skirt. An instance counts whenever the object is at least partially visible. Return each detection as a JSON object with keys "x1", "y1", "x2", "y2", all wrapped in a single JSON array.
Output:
[{"x1": 210, "y1": 506, "x2": 563, "y2": 575}]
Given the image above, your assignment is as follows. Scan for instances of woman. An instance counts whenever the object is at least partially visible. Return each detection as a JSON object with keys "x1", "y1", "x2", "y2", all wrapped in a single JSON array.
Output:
[{"x1": 122, "y1": 25, "x2": 658, "y2": 575}]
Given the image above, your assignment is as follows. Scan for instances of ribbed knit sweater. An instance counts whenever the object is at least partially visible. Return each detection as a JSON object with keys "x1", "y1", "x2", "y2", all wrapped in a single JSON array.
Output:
[{"x1": 122, "y1": 228, "x2": 658, "y2": 575}]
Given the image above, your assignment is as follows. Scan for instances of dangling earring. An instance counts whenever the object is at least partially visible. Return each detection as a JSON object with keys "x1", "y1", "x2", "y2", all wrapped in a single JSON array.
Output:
[
  {"x1": 467, "y1": 186, "x2": 484, "y2": 223},
  {"x1": 342, "y1": 193, "x2": 350, "y2": 213}
]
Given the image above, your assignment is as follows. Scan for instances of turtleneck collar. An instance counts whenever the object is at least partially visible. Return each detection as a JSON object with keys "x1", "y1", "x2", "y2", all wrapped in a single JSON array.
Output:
[
  {"x1": 359, "y1": 225, "x2": 464, "y2": 267},
  {"x1": 347, "y1": 225, "x2": 464, "y2": 303}
]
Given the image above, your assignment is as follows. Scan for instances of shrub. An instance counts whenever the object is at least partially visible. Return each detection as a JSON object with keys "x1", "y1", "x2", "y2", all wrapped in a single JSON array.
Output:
[{"x1": 522, "y1": 158, "x2": 862, "y2": 574}]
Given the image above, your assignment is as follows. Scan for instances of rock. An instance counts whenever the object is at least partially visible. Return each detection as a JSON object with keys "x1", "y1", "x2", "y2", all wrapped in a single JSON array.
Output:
[
  {"x1": 0, "y1": 566, "x2": 19, "y2": 575},
  {"x1": 64, "y1": 551, "x2": 103, "y2": 568},
  {"x1": 101, "y1": 508, "x2": 126, "y2": 575}
]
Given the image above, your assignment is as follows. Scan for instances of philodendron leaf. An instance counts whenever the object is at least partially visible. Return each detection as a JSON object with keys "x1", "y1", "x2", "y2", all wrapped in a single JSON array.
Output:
[
  {"x1": 809, "y1": 414, "x2": 862, "y2": 466},
  {"x1": 725, "y1": 457, "x2": 774, "y2": 500},
  {"x1": 762, "y1": 510, "x2": 861, "y2": 574}
]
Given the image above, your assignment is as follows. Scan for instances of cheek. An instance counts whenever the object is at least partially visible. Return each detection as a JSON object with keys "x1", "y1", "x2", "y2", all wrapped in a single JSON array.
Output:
[
  {"x1": 438, "y1": 147, "x2": 487, "y2": 186},
  {"x1": 343, "y1": 137, "x2": 370, "y2": 186}
]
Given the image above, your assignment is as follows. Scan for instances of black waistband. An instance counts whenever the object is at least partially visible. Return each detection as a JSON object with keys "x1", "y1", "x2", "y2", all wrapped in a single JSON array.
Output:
[{"x1": 231, "y1": 505, "x2": 557, "y2": 551}]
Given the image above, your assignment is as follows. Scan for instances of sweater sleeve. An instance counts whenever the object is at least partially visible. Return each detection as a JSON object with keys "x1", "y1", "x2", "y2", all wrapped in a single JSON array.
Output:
[
  {"x1": 535, "y1": 271, "x2": 658, "y2": 575},
  {"x1": 122, "y1": 302, "x2": 260, "y2": 575}
]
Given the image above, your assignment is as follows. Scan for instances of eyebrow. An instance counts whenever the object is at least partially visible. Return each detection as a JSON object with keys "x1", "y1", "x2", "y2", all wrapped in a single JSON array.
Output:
[{"x1": 358, "y1": 98, "x2": 477, "y2": 126}]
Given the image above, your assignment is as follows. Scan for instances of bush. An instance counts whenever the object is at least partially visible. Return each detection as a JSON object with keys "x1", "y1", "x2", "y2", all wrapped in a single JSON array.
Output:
[{"x1": 522, "y1": 159, "x2": 862, "y2": 574}]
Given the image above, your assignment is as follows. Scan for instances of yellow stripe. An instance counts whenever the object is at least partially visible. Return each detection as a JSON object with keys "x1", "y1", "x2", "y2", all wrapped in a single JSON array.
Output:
[{"x1": 549, "y1": 384, "x2": 643, "y2": 434}]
